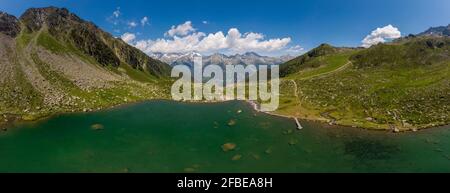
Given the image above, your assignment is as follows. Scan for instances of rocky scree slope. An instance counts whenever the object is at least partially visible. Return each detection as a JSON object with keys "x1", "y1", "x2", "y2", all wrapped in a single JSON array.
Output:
[{"x1": 0, "y1": 7, "x2": 172, "y2": 125}]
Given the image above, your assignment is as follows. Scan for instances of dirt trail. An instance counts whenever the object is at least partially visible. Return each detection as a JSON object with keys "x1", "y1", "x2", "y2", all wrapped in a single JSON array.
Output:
[
  {"x1": 286, "y1": 61, "x2": 352, "y2": 101},
  {"x1": 298, "y1": 61, "x2": 352, "y2": 81}
]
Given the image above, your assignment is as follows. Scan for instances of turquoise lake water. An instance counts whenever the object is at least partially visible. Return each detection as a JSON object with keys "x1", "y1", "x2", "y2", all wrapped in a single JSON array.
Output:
[{"x1": 0, "y1": 100, "x2": 449, "y2": 173}]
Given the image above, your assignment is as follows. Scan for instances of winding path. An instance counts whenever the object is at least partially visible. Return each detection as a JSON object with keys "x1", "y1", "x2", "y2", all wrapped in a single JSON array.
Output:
[
  {"x1": 298, "y1": 61, "x2": 352, "y2": 81},
  {"x1": 287, "y1": 61, "x2": 352, "y2": 99}
]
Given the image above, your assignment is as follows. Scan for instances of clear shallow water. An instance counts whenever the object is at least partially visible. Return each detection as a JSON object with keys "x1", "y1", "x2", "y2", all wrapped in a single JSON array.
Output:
[{"x1": 0, "y1": 100, "x2": 449, "y2": 173}]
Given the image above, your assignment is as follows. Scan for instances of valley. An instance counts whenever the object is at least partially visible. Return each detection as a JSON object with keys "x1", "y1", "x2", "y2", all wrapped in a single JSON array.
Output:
[
  {"x1": 0, "y1": 7, "x2": 449, "y2": 132},
  {"x1": 0, "y1": 4, "x2": 449, "y2": 174}
]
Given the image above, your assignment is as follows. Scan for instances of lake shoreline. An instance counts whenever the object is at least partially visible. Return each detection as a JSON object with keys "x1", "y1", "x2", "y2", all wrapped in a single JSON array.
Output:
[
  {"x1": 5, "y1": 98, "x2": 450, "y2": 173},
  {"x1": 244, "y1": 100, "x2": 450, "y2": 133},
  {"x1": 1, "y1": 98, "x2": 448, "y2": 133}
]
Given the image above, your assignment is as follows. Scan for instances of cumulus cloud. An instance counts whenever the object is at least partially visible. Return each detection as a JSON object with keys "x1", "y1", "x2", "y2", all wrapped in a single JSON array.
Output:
[
  {"x1": 165, "y1": 21, "x2": 196, "y2": 37},
  {"x1": 125, "y1": 21, "x2": 300, "y2": 56},
  {"x1": 361, "y1": 25, "x2": 401, "y2": 48},
  {"x1": 121, "y1": 32, "x2": 136, "y2": 44},
  {"x1": 141, "y1": 17, "x2": 149, "y2": 26}
]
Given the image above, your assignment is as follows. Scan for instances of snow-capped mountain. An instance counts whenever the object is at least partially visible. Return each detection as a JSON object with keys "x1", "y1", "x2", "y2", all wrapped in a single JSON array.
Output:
[{"x1": 150, "y1": 51, "x2": 295, "y2": 67}]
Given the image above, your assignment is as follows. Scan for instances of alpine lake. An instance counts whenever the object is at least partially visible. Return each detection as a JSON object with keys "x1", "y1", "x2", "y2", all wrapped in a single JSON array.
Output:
[{"x1": 1, "y1": 100, "x2": 449, "y2": 173}]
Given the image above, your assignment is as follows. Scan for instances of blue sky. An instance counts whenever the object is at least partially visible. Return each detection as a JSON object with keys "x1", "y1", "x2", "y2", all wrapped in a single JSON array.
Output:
[{"x1": 1, "y1": 0, "x2": 449, "y2": 56}]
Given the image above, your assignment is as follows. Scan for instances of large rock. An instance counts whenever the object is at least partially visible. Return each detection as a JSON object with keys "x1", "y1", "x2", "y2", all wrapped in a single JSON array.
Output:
[{"x1": 221, "y1": 143, "x2": 237, "y2": 152}]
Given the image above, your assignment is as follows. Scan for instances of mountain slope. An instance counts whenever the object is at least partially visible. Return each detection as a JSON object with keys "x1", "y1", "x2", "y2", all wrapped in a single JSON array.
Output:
[
  {"x1": 20, "y1": 7, "x2": 171, "y2": 77},
  {"x1": 352, "y1": 36, "x2": 450, "y2": 68},
  {"x1": 277, "y1": 34, "x2": 449, "y2": 131},
  {"x1": 0, "y1": 7, "x2": 172, "y2": 124},
  {"x1": 280, "y1": 44, "x2": 356, "y2": 77},
  {"x1": 418, "y1": 24, "x2": 450, "y2": 37}
]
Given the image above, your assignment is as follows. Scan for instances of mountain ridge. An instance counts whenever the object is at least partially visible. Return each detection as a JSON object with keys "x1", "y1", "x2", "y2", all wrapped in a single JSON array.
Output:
[
  {"x1": 0, "y1": 7, "x2": 172, "y2": 125},
  {"x1": 0, "y1": 11, "x2": 21, "y2": 37},
  {"x1": 276, "y1": 28, "x2": 449, "y2": 131},
  {"x1": 280, "y1": 43, "x2": 358, "y2": 77},
  {"x1": 151, "y1": 51, "x2": 295, "y2": 67},
  {"x1": 418, "y1": 24, "x2": 450, "y2": 37},
  {"x1": 18, "y1": 6, "x2": 171, "y2": 77}
]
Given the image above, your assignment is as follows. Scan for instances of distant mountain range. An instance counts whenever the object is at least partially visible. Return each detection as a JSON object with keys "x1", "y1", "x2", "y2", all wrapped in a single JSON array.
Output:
[
  {"x1": 418, "y1": 24, "x2": 450, "y2": 37},
  {"x1": 150, "y1": 51, "x2": 295, "y2": 67}
]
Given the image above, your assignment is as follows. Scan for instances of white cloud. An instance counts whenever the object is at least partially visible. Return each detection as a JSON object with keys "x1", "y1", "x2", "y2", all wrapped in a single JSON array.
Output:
[
  {"x1": 130, "y1": 24, "x2": 295, "y2": 56},
  {"x1": 113, "y1": 7, "x2": 121, "y2": 18},
  {"x1": 202, "y1": 21, "x2": 208, "y2": 24},
  {"x1": 128, "y1": 21, "x2": 138, "y2": 28},
  {"x1": 361, "y1": 25, "x2": 401, "y2": 48},
  {"x1": 121, "y1": 32, "x2": 136, "y2": 44},
  {"x1": 165, "y1": 21, "x2": 196, "y2": 37},
  {"x1": 141, "y1": 17, "x2": 149, "y2": 26}
]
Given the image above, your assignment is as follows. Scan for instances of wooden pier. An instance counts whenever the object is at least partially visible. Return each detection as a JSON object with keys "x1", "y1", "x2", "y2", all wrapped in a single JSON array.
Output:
[{"x1": 294, "y1": 118, "x2": 303, "y2": 130}]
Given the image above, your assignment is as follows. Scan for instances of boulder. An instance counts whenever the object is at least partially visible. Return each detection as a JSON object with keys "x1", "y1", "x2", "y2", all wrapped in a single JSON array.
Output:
[
  {"x1": 221, "y1": 143, "x2": 237, "y2": 152},
  {"x1": 227, "y1": 119, "x2": 237, "y2": 126},
  {"x1": 231, "y1": 154, "x2": 242, "y2": 161},
  {"x1": 91, "y1": 123, "x2": 104, "y2": 130}
]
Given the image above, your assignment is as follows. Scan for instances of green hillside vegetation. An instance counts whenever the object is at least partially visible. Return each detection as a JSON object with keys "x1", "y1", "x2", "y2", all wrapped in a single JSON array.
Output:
[
  {"x1": 280, "y1": 43, "x2": 356, "y2": 77},
  {"x1": 277, "y1": 36, "x2": 450, "y2": 131},
  {"x1": 285, "y1": 51, "x2": 355, "y2": 80},
  {"x1": 0, "y1": 8, "x2": 172, "y2": 126}
]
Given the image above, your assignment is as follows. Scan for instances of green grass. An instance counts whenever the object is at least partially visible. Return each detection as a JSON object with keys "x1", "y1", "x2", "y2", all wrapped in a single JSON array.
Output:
[
  {"x1": 0, "y1": 52, "x2": 44, "y2": 114},
  {"x1": 280, "y1": 60, "x2": 449, "y2": 130},
  {"x1": 286, "y1": 52, "x2": 354, "y2": 80},
  {"x1": 276, "y1": 37, "x2": 450, "y2": 130},
  {"x1": 36, "y1": 32, "x2": 70, "y2": 53},
  {"x1": 0, "y1": 33, "x2": 43, "y2": 114},
  {"x1": 36, "y1": 31, "x2": 106, "y2": 67},
  {"x1": 29, "y1": 50, "x2": 169, "y2": 110},
  {"x1": 35, "y1": 31, "x2": 163, "y2": 84},
  {"x1": 118, "y1": 62, "x2": 157, "y2": 83},
  {"x1": 1, "y1": 30, "x2": 171, "y2": 124},
  {"x1": 16, "y1": 30, "x2": 34, "y2": 49}
]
